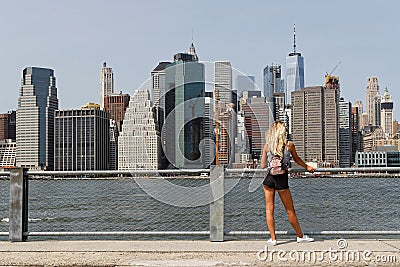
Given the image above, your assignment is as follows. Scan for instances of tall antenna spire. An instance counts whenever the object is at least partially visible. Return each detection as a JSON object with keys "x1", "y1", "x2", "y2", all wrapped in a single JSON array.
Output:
[
  {"x1": 293, "y1": 24, "x2": 296, "y2": 53},
  {"x1": 191, "y1": 28, "x2": 194, "y2": 42}
]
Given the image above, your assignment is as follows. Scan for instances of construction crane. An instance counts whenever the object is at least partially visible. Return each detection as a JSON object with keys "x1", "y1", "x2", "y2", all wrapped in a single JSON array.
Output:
[
  {"x1": 324, "y1": 61, "x2": 341, "y2": 89},
  {"x1": 326, "y1": 61, "x2": 342, "y2": 77}
]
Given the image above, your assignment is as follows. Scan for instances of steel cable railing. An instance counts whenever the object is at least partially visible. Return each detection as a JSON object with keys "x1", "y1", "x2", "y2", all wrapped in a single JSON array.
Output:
[{"x1": 1, "y1": 167, "x2": 400, "y2": 241}]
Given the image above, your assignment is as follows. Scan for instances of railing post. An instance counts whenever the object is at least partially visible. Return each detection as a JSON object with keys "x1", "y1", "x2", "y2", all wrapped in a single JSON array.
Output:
[
  {"x1": 9, "y1": 167, "x2": 28, "y2": 242},
  {"x1": 209, "y1": 165, "x2": 224, "y2": 242}
]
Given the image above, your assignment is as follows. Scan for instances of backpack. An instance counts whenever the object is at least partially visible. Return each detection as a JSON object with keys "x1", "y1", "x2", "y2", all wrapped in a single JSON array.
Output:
[
  {"x1": 269, "y1": 145, "x2": 290, "y2": 175},
  {"x1": 269, "y1": 154, "x2": 286, "y2": 175}
]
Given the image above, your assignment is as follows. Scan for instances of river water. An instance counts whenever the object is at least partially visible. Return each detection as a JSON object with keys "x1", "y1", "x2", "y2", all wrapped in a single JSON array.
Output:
[{"x1": 0, "y1": 177, "x2": 399, "y2": 240}]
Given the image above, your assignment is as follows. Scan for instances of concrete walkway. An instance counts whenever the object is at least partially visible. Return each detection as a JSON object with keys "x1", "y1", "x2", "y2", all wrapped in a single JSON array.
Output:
[{"x1": 0, "y1": 239, "x2": 399, "y2": 266}]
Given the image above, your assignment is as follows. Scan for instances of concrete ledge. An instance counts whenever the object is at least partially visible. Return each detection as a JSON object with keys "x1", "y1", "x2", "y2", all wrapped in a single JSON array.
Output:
[{"x1": 0, "y1": 239, "x2": 399, "y2": 266}]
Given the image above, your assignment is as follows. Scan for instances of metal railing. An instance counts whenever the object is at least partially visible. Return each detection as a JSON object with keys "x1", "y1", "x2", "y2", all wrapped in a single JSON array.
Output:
[{"x1": 1, "y1": 167, "x2": 399, "y2": 242}]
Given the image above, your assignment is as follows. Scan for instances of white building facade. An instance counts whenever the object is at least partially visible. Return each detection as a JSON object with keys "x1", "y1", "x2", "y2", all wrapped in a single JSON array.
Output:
[{"x1": 118, "y1": 90, "x2": 160, "y2": 170}]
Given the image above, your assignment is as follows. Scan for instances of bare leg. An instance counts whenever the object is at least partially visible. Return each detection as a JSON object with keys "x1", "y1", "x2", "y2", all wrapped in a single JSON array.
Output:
[
  {"x1": 278, "y1": 188, "x2": 303, "y2": 238},
  {"x1": 263, "y1": 185, "x2": 276, "y2": 240}
]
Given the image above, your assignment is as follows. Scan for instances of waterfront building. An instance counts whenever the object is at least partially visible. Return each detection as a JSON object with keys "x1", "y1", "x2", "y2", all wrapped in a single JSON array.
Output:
[
  {"x1": 291, "y1": 86, "x2": 339, "y2": 166},
  {"x1": 163, "y1": 47, "x2": 205, "y2": 169},
  {"x1": 100, "y1": 62, "x2": 114, "y2": 110},
  {"x1": 339, "y1": 98, "x2": 352, "y2": 167},
  {"x1": 16, "y1": 67, "x2": 58, "y2": 170},
  {"x1": 285, "y1": 25, "x2": 305, "y2": 104},
  {"x1": 118, "y1": 90, "x2": 160, "y2": 170},
  {"x1": 0, "y1": 111, "x2": 16, "y2": 141},
  {"x1": 355, "y1": 150, "x2": 400, "y2": 168},
  {"x1": 104, "y1": 92, "x2": 130, "y2": 132},
  {"x1": 0, "y1": 139, "x2": 16, "y2": 168},
  {"x1": 380, "y1": 87, "x2": 393, "y2": 137},
  {"x1": 355, "y1": 151, "x2": 387, "y2": 167},
  {"x1": 54, "y1": 108, "x2": 109, "y2": 171},
  {"x1": 366, "y1": 77, "x2": 380, "y2": 126}
]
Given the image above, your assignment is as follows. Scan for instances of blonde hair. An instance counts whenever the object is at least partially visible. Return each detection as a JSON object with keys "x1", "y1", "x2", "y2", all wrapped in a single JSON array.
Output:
[{"x1": 265, "y1": 121, "x2": 287, "y2": 157}]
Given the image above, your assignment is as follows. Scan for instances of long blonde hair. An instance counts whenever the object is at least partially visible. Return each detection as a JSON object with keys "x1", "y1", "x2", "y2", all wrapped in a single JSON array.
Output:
[{"x1": 265, "y1": 121, "x2": 287, "y2": 157}]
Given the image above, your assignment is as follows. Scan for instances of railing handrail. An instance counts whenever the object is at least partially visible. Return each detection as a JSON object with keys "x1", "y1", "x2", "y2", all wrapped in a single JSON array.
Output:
[
  {"x1": 226, "y1": 167, "x2": 400, "y2": 173},
  {"x1": 2, "y1": 167, "x2": 400, "y2": 177},
  {"x1": 26, "y1": 169, "x2": 210, "y2": 176}
]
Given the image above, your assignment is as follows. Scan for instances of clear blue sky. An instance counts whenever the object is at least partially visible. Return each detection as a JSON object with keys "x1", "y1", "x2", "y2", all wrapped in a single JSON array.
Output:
[{"x1": 1, "y1": 0, "x2": 399, "y2": 118}]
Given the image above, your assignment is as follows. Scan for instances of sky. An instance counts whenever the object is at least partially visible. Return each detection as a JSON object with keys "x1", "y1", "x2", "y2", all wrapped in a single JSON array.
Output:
[{"x1": 1, "y1": 0, "x2": 399, "y2": 118}]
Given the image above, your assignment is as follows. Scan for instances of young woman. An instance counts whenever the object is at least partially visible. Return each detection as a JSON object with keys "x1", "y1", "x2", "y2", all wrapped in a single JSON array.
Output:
[{"x1": 260, "y1": 121, "x2": 316, "y2": 246}]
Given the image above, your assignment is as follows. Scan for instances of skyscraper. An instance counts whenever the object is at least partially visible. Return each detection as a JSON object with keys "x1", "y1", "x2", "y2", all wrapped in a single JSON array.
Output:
[
  {"x1": 188, "y1": 43, "x2": 199, "y2": 61},
  {"x1": 103, "y1": 92, "x2": 130, "y2": 132},
  {"x1": 164, "y1": 46, "x2": 205, "y2": 169},
  {"x1": 339, "y1": 98, "x2": 352, "y2": 167},
  {"x1": 366, "y1": 77, "x2": 380, "y2": 126},
  {"x1": 214, "y1": 61, "x2": 236, "y2": 165},
  {"x1": 351, "y1": 106, "x2": 362, "y2": 162},
  {"x1": 263, "y1": 64, "x2": 283, "y2": 98},
  {"x1": 381, "y1": 87, "x2": 393, "y2": 137},
  {"x1": 16, "y1": 67, "x2": 58, "y2": 170},
  {"x1": 151, "y1": 62, "x2": 170, "y2": 106},
  {"x1": 100, "y1": 62, "x2": 114, "y2": 110},
  {"x1": 151, "y1": 61, "x2": 170, "y2": 149},
  {"x1": 215, "y1": 61, "x2": 233, "y2": 105},
  {"x1": 203, "y1": 96, "x2": 215, "y2": 168},
  {"x1": 0, "y1": 114, "x2": 8, "y2": 140},
  {"x1": 118, "y1": 90, "x2": 160, "y2": 170},
  {"x1": 285, "y1": 25, "x2": 305, "y2": 104},
  {"x1": 0, "y1": 111, "x2": 16, "y2": 141},
  {"x1": 109, "y1": 119, "x2": 118, "y2": 170},
  {"x1": 291, "y1": 86, "x2": 339, "y2": 166},
  {"x1": 241, "y1": 97, "x2": 274, "y2": 161},
  {"x1": 54, "y1": 108, "x2": 110, "y2": 171},
  {"x1": 353, "y1": 101, "x2": 363, "y2": 129}
]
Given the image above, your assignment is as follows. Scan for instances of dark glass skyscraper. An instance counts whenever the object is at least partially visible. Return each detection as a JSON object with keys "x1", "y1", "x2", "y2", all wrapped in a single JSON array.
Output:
[
  {"x1": 16, "y1": 67, "x2": 58, "y2": 170},
  {"x1": 163, "y1": 48, "x2": 205, "y2": 169}
]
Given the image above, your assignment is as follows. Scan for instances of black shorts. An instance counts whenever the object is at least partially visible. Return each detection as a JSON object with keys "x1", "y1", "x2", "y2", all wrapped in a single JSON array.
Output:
[{"x1": 263, "y1": 171, "x2": 289, "y2": 190}]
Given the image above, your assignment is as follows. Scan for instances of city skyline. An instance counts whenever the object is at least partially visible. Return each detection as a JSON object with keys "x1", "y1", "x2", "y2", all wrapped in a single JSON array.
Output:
[{"x1": 1, "y1": 1, "x2": 399, "y2": 118}]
